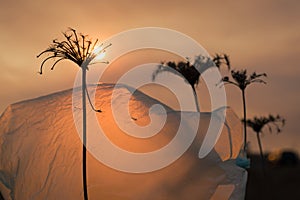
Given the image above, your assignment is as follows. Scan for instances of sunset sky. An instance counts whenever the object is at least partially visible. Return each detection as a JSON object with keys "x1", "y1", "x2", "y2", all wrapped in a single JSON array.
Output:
[{"x1": 0, "y1": 0, "x2": 299, "y2": 154}]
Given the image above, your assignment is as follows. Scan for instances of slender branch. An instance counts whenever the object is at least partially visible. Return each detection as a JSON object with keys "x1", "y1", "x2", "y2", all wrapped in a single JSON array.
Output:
[
  {"x1": 36, "y1": 47, "x2": 56, "y2": 58},
  {"x1": 82, "y1": 35, "x2": 86, "y2": 60},
  {"x1": 85, "y1": 87, "x2": 102, "y2": 113},
  {"x1": 249, "y1": 79, "x2": 267, "y2": 84},
  {"x1": 70, "y1": 28, "x2": 82, "y2": 60},
  {"x1": 39, "y1": 55, "x2": 57, "y2": 74},
  {"x1": 50, "y1": 58, "x2": 66, "y2": 70}
]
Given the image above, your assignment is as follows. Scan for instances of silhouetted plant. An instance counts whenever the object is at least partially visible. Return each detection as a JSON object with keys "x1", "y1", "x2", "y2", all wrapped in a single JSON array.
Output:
[
  {"x1": 152, "y1": 55, "x2": 225, "y2": 112},
  {"x1": 246, "y1": 115, "x2": 285, "y2": 166},
  {"x1": 213, "y1": 53, "x2": 231, "y2": 69},
  {"x1": 37, "y1": 27, "x2": 110, "y2": 200},
  {"x1": 220, "y1": 67, "x2": 267, "y2": 153},
  {"x1": 152, "y1": 59, "x2": 201, "y2": 111}
]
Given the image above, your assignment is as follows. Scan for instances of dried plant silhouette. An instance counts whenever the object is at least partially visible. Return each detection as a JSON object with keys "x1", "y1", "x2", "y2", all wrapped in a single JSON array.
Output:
[
  {"x1": 220, "y1": 64, "x2": 267, "y2": 153},
  {"x1": 152, "y1": 55, "x2": 226, "y2": 112},
  {"x1": 152, "y1": 59, "x2": 201, "y2": 111},
  {"x1": 246, "y1": 115, "x2": 285, "y2": 168},
  {"x1": 37, "y1": 27, "x2": 110, "y2": 200},
  {"x1": 212, "y1": 53, "x2": 231, "y2": 70}
]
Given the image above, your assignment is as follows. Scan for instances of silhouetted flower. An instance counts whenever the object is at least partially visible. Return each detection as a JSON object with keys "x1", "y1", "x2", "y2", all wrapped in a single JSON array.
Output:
[
  {"x1": 37, "y1": 28, "x2": 111, "y2": 200},
  {"x1": 37, "y1": 27, "x2": 110, "y2": 74},
  {"x1": 219, "y1": 59, "x2": 267, "y2": 152},
  {"x1": 246, "y1": 115, "x2": 285, "y2": 167}
]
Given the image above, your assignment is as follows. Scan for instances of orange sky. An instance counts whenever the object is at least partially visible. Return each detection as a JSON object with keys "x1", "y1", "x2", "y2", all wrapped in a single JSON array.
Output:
[{"x1": 0, "y1": 0, "x2": 299, "y2": 154}]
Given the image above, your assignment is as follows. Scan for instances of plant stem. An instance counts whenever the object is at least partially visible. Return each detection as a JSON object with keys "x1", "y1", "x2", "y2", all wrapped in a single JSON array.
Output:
[
  {"x1": 192, "y1": 87, "x2": 200, "y2": 112},
  {"x1": 256, "y1": 132, "x2": 266, "y2": 175},
  {"x1": 242, "y1": 89, "x2": 247, "y2": 153},
  {"x1": 256, "y1": 133, "x2": 264, "y2": 162},
  {"x1": 82, "y1": 67, "x2": 89, "y2": 200},
  {"x1": 224, "y1": 121, "x2": 233, "y2": 159}
]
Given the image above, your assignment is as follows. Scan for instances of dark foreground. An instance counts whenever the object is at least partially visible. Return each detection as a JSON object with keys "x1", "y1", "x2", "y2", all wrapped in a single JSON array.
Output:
[{"x1": 245, "y1": 153, "x2": 300, "y2": 200}]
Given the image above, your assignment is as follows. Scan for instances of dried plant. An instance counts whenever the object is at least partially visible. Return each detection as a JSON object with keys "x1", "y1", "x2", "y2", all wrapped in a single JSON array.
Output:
[
  {"x1": 220, "y1": 63, "x2": 267, "y2": 152},
  {"x1": 37, "y1": 27, "x2": 110, "y2": 74},
  {"x1": 212, "y1": 53, "x2": 231, "y2": 70},
  {"x1": 246, "y1": 114, "x2": 285, "y2": 166},
  {"x1": 152, "y1": 55, "x2": 221, "y2": 112},
  {"x1": 37, "y1": 28, "x2": 110, "y2": 200}
]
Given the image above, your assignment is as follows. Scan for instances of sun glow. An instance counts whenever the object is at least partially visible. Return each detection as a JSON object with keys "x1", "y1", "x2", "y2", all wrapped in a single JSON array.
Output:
[
  {"x1": 91, "y1": 44, "x2": 109, "y2": 62},
  {"x1": 93, "y1": 45, "x2": 104, "y2": 55},
  {"x1": 94, "y1": 51, "x2": 106, "y2": 60}
]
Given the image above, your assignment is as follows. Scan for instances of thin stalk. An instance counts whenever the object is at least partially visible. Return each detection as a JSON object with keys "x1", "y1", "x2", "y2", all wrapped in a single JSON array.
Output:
[
  {"x1": 242, "y1": 89, "x2": 247, "y2": 153},
  {"x1": 192, "y1": 87, "x2": 200, "y2": 112},
  {"x1": 256, "y1": 132, "x2": 266, "y2": 175},
  {"x1": 82, "y1": 67, "x2": 89, "y2": 200},
  {"x1": 224, "y1": 120, "x2": 233, "y2": 159},
  {"x1": 256, "y1": 133, "x2": 264, "y2": 161}
]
